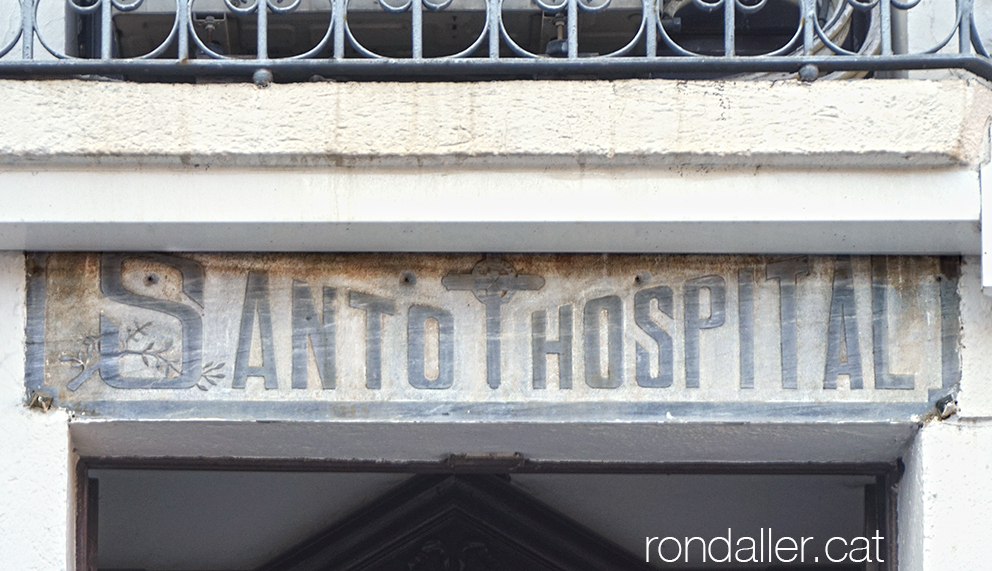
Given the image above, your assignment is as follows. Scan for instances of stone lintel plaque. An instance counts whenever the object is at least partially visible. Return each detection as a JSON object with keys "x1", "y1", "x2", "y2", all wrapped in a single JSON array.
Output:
[{"x1": 24, "y1": 253, "x2": 960, "y2": 422}]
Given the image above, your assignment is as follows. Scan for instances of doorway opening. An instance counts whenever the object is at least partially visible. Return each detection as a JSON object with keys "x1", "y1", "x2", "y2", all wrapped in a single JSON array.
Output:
[{"x1": 78, "y1": 460, "x2": 898, "y2": 571}]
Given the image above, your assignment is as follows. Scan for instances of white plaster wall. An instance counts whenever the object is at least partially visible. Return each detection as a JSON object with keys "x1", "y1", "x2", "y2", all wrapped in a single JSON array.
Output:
[
  {"x1": 876, "y1": 0, "x2": 991, "y2": 79},
  {"x1": 906, "y1": 0, "x2": 964, "y2": 79},
  {"x1": 958, "y1": 257, "x2": 992, "y2": 417},
  {"x1": 897, "y1": 431, "x2": 924, "y2": 571},
  {"x1": 905, "y1": 0, "x2": 992, "y2": 78},
  {"x1": 976, "y1": 0, "x2": 992, "y2": 59},
  {"x1": 899, "y1": 421, "x2": 992, "y2": 570},
  {"x1": 0, "y1": 252, "x2": 72, "y2": 571}
]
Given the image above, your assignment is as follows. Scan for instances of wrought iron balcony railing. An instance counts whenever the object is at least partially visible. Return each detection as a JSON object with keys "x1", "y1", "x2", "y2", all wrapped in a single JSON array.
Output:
[{"x1": 0, "y1": 0, "x2": 990, "y2": 81}]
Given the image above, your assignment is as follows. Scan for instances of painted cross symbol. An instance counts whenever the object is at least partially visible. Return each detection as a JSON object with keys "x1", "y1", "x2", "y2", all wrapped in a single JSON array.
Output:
[{"x1": 442, "y1": 255, "x2": 545, "y2": 388}]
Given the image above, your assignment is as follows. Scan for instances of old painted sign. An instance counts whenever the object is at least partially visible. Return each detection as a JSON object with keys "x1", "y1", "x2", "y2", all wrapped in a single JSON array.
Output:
[{"x1": 25, "y1": 254, "x2": 959, "y2": 421}]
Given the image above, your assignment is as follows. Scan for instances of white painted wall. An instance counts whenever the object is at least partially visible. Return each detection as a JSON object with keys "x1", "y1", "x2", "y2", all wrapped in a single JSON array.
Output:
[
  {"x1": 887, "y1": 0, "x2": 990, "y2": 79},
  {"x1": 898, "y1": 422, "x2": 992, "y2": 570},
  {"x1": 0, "y1": 167, "x2": 978, "y2": 253},
  {"x1": 0, "y1": 252, "x2": 72, "y2": 571},
  {"x1": 906, "y1": 0, "x2": 963, "y2": 79},
  {"x1": 958, "y1": 257, "x2": 992, "y2": 415}
]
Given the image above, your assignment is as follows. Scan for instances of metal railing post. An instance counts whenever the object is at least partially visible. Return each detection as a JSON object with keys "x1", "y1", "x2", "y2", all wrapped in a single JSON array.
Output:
[
  {"x1": 257, "y1": 0, "x2": 268, "y2": 59},
  {"x1": 724, "y1": 0, "x2": 735, "y2": 56},
  {"x1": 20, "y1": 0, "x2": 33, "y2": 59},
  {"x1": 177, "y1": 0, "x2": 189, "y2": 60},
  {"x1": 488, "y1": 0, "x2": 499, "y2": 59},
  {"x1": 412, "y1": 0, "x2": 422, "y2": 59},
  {"x1": 802, "y1": 0, "x2": 814, "y2": 55},
  {"x1": 333, "y1": 0, "x2": 345, "y2": 58},
  {"x1": 880, "y1": 0, "x2": 891, "y2": 55},
  {"x1": 566, "y1": 0, "x2": 577, "y2": 58},
  {"x1": 958, "y1": 0, "x2": 973, "y2": 54},
  {"x1": 101, "y1": 0, "x2": 112, "y2": 59},
  {"x1": 644, "y1": 0, "x2": 656, "y2": 57}
]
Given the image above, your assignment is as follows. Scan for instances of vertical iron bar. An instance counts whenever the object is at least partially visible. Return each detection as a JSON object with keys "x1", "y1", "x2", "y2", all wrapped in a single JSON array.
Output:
[
  {"x1": 958, "y1": 0, "x2": 973, "y2": 53},
  {"x1": 20, "y1": 0, "x2": 33, "y2": 59},
  {"x1": 566, "y1": 0, "x2": 577, "y2": 58},
  {"x1": 877, "y1": 2, "x2": 907, "y2": 76},
  {"x1": 412, "y1": 0, "x2": 422, "y2": 59},
  {"x1": 879, "y1": 0, "x2": 891, "y2": 55},
  {"x1": 488, "y1": 0, "x2": 499, "y2": 58},
  {"x1": 177, "y1": 0, "x2": 189, "y2": 60},
  {"x1": 257, "y1": 0, "x2": 268, "y2": 59},
  {"x1": 890, "y1": 6, "x2": 907, "y2": 54},
  {"x1": 333, "y1": 0, "x2": 345, "y2": 58},
  {"x1": 724, "y1": 0, "x2": 734, "y2": 56},
  {"x1": 101, "y1": 0, "x2": 112, "y2": 59},
  {"x1": 644, "y1": 0, "x2": 656, "y2": 57},
  {"x1": 802, "y1": 0, "x2": 813, "y2": 55}
]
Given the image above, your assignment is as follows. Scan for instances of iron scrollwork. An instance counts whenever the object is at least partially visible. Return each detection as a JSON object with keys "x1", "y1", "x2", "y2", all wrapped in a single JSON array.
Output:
[{"x1": 0, "y1": 0, "x2": 990, "y2": 79}]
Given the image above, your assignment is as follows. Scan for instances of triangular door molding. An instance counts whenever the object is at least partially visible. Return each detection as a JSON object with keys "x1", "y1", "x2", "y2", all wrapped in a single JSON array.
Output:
[{"x1": 256, "y1": 474, "x2": 654, "y2": 571}]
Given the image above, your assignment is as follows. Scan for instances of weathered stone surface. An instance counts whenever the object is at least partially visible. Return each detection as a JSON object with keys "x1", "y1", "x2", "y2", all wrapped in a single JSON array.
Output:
[
  {"x1": 0, "y1": 79, "x2": 988, "y2": 167},
  {"x1": 29, "y1": 253, "x2": 958, "y2": 421}
]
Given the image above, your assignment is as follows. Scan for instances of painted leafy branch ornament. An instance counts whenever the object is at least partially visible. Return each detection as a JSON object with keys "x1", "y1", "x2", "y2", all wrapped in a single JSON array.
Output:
[{"x1": 61, "y1": 319, "x2": 224, "y2": 391}]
